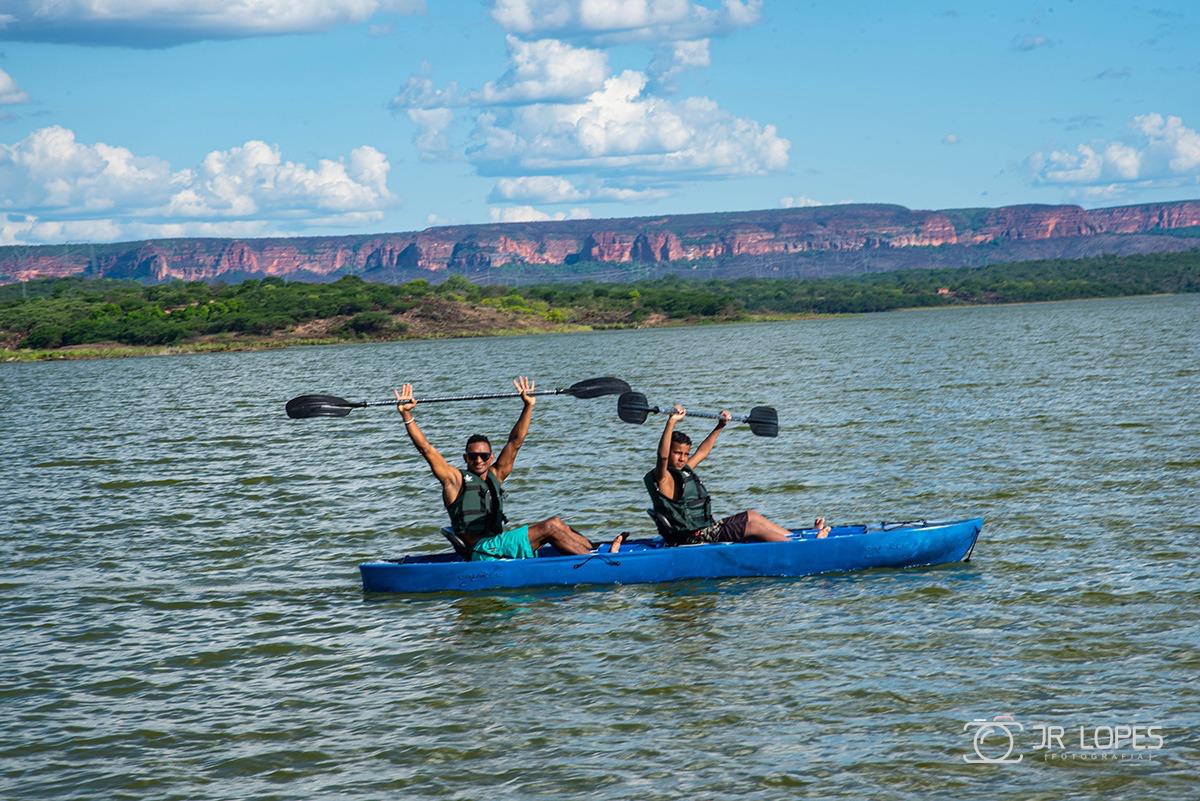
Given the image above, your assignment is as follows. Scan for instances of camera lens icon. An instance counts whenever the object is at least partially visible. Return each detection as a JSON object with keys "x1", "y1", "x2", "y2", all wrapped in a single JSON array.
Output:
[{"x1": 963, "y1": 715, "x2": 1024, "y2": 763}]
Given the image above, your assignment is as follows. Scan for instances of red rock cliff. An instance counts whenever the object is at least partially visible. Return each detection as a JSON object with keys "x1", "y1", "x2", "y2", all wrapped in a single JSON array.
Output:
[{"x1": 3, "y1": 199, "x2": 1198, "y2": 284}]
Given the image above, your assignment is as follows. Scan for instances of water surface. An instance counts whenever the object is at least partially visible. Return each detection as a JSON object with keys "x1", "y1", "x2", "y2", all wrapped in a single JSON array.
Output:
[{"x1": 2, "y1": 294, "x2": 1197, "y2": 799}]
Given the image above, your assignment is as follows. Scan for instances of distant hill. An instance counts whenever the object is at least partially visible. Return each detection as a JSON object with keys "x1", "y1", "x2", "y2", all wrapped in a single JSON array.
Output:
[{"x1": 3, "y1": 199, "x2": 1199, "y2": 285}]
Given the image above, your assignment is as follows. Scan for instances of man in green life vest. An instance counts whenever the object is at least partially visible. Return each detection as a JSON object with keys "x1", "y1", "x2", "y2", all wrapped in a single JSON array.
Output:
[
  {"x1": 392, "y1": 376, "x2": 596, "y2": 561},
  {"x1": 645, "y1": 404, "x2": 830, "y2": 545}
]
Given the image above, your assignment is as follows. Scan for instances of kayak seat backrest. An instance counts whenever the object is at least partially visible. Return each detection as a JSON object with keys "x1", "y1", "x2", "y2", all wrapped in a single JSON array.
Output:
[
  {"x1": 646, "y1": 507, "x2": 675, "y2": 540},
  {"x1": 440, "y1": 526, "x2": 472, "y2": 561}
]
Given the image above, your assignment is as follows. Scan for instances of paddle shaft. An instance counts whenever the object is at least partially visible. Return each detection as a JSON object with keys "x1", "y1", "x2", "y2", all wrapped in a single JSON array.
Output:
[
  {"x1": 354, "y1": 387, "x2": 572, "y2": 409},
  {"x1": 287, "y1": 376, "x2": 630, "y2": 419},
  {"x1": 644, "y1": 403, "x2": 753, "y2": 425}
]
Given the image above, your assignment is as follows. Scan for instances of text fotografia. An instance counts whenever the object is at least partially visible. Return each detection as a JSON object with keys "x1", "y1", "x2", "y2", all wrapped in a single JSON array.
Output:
[{"x1": 963, "y1": 714, "x2": 1166, "y2": 764}]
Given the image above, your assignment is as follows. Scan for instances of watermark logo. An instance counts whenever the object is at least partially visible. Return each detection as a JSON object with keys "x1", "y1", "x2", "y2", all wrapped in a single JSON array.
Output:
[
  {"x1": 964, "y1": 715, "x2": 1024, "y2": 763},
  {"x1": 963, "y1": 714, "x2": 1166, "y2": 764}
]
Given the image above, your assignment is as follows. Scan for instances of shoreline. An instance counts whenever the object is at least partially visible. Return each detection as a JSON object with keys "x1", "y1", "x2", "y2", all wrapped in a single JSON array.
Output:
[
  {"x1": 5, "y1": 251, "x2": 1194, "y2": 362},
  {"x1": 1, "y1": 312, "x2": 832, "y2": 363},
  {"x1": 5, "y1": 292, "x2": 1193, "y2": 362}
]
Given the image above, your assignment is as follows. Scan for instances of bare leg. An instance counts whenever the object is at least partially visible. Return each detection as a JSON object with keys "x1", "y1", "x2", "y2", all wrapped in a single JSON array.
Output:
[
  {"x1": 815, "y1": 517, "x2": 830, "y2": 538},
  {"x1": 527, "y1": 516, "x2": 592, "y2": 555},
  {"x1": 742, "y1": 509, "x2": 792, "y2": 542},
  {"x1": 609, "y1": 532, "x2": 629, "y2": 553}
]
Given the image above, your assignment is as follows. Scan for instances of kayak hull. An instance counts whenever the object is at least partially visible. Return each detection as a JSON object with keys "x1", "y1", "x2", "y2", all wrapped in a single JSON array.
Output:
[{"x1": 359, "y1": 517, "x2": 983, "y2": 594}]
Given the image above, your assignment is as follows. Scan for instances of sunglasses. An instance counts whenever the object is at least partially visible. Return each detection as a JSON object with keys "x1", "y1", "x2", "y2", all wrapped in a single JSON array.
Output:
[{"x1": 464, "y1": 451, "x2": 493, "y2": 461}]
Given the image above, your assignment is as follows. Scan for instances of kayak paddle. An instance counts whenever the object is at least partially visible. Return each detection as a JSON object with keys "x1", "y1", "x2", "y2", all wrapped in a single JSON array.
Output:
[
  {"x1": 286, "y1": 376, "x2": 632, "y2": 419},
  {"x1": 616, "y1": 390, "x2": 779, "y2": 438}
]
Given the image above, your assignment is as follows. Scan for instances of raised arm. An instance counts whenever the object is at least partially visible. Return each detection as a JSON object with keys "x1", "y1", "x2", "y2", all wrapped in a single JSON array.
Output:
[
  {"x1": 687, "y1": 410, "x2": 731, "y2": 468},
  {"x1": 653, "y1": 404, "x2": 688, "y2": 498},
  {"x1": 492, "y1": 376, "x2": 535, "y2": 482},
  {"x1": 394, "y1": 384, "x2": 461, "y2": 505}
]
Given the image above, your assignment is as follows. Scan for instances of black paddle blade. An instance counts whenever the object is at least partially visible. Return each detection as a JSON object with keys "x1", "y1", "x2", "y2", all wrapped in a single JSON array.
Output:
[
  {"x1": 617, "y1": 390, "x2": 652, "y2": 424},
  {"x1": 565, "y1": 376, "x2": 632, "y2": 399},
  {"x1": 746, "y1": 406, "x2": 779, "y2": 437},
  {"x1": 286, "y1": 394, "x2": 359, "y2": 419}
]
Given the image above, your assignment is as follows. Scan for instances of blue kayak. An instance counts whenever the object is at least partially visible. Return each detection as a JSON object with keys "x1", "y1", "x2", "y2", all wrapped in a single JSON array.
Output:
[{"x1": 359, "y1": 517, "x2": 983, "y2": 593}]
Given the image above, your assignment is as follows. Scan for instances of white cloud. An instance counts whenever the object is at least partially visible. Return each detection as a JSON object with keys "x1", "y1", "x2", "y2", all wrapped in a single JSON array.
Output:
[
  {"x1": 579, "y1": 0, "x2": 693, "y2": 31},
  {"x1": 0, "y1": 214, "x2": 274, "y2": 246},
  {"x1": 391, "y1": 2, "x2": 779, "y2": 210},
  {"x1": 1032, "y1": 145, "x2": 1098, "y2": 183},
  {"x1": 779, "y1": 196, "x2": 823, "y2": 208},
  {"x1": 0, "y1": 126, "x2": 392, "y2": 244},
  {"x1": 1074, "y1": 185, "x2": 1126, "y2": 201},
  {"x1": 0, "y1": 0, "x2": 425, "y2": 46},
  {"x1": 1102, "y1": 141, "x2": 1142, "y2": 179},
  {"x1": 492, "y1": 176, "x2": 587, "y2": 203},
  {"x1": 0, "y1": 126, "x2": 177, "y2": 213},
  {"x1": 670, "y1": 37, "x2": 710, "y2": 68},
  {"x1": 722, "y1": 0, "x2": 760, "y2": 25},
  {"x1": 1031, "y1": 113, "x2": 1200, "y2": 187},
  {"x1": 1, "y1": 215, "x2": 123, "y2": 246},
  {"x1": 478, "y1": 36, "x2": 609, "y2": 104},
  {"x1": 396, "y1": 38, "x2": 608, "y2": 110},
  {"x1": 0, "y1": 69, "x2": 29, "y2": 104},
  {"x1": 470, "y1": 70, "x2": 789, "y2": 178},
  {"x1": 490, "y1": 0, "x2": 760, "y2": 44},
  {"x1": 1136, "y1": 112, "x2": 1200, "y2": 173},
  {"x1": 779, "y1": 196, "x2": 855, "y2": 208},
  {"x1": 489, "y1": 174, "x2": 667, "y2": 203},
  {"x1": 942, "y1": 133, "x2": 959, "y2": 145},
  {"x1": 650, "y1": 38, "x2": 710, "y2": 85},
  {"x1": 168, "y1": 140, "x2": 390, "y2": 218},
  {"x1": 390, "y1": 73, "x2": 464, "y2": 110},
  {"x1": 408, "y1": 108, "x2": 455, "y2": 157},
  {"x1": 1012, "y1": 33, "x2": 1053, "y2": 51},
  {"x1": 488, "y1": 204, "x2": 592, "y2": 222}
]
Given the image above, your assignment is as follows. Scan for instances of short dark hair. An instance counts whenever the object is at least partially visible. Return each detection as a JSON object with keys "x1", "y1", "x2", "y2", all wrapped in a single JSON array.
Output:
[
  {"x1": 465, "y1": 434, "x2": 491, "y2": 449},
  {"x1": 671, "y1": 431, "x2": 692, "y2": 447}
]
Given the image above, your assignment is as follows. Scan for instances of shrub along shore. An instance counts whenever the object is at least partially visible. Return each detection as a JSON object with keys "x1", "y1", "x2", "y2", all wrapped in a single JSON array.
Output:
[{"x1": 2, "y1": 250, "x2": 1197, "y2": 361}]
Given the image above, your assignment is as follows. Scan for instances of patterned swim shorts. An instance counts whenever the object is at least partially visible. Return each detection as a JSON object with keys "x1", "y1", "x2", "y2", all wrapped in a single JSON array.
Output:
[{"x1": 683, "y1": 511, "x2": 750, "y2": 544}]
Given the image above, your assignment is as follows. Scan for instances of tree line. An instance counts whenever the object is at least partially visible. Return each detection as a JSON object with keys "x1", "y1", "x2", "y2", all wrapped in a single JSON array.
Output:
[{"x1": 1, "y1": 250, "x2": 1196, "y2": 350}]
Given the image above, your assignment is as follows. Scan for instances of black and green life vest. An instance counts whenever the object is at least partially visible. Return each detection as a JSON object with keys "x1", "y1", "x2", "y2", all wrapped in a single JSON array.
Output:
[
  {"x1": 446, "y1": 469, "x2": 508, "y2": 540},
  {"x1": 644, "y1": 465, "x2": 713, "y2": 538}
]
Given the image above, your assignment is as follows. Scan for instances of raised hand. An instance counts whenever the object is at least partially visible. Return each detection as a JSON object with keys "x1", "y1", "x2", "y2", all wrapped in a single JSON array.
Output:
[
  {"x1": 514, "y1": 375, "x2": 537, "y2": 406},
  {"x1": 393, "y1": 383, "x2": 417, "y2": 413}
]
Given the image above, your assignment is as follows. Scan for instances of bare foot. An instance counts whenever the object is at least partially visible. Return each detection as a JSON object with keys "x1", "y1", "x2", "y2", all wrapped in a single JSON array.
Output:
[
  {"x1": 815, "y1": 517, "x2": 831, "y2": 539},
  {"x1": 609, "y1": 532, "x2": 629, "y2": 553}
]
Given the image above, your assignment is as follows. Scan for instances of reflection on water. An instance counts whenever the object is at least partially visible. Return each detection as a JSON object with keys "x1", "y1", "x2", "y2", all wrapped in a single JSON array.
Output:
[{"x1": 1, "y1": 294, "x2": 1197, "y2": 800}]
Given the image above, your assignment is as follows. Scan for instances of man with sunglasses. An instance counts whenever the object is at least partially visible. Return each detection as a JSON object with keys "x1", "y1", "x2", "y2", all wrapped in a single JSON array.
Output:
[
  {"x1": 646, "y1": 404, "x2": 830, "y2": 545},
  {"x1": 393, "y1": 376, "x2": 595, "y2": 560}
]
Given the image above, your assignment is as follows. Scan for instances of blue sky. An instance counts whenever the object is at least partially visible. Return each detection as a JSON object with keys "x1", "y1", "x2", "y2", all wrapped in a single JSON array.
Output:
[{"x1": 0, "y1": 0, "x2": 1197, "y2": 245}]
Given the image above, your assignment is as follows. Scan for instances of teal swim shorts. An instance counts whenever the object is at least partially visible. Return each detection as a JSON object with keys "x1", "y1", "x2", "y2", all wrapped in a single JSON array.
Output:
[{"x1": 470, "y1": 525, "x2": 534, "y2": 561}]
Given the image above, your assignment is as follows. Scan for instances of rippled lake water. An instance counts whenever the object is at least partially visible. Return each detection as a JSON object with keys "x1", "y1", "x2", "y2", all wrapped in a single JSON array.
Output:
[{"x1": 2, "y1": 294, "x2": 1198, "y2": 800}]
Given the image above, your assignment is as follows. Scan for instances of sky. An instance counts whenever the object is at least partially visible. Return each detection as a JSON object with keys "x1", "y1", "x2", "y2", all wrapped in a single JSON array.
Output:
[{"x1": 0, "y1": 0, "x2": 1197, "y2": 246}]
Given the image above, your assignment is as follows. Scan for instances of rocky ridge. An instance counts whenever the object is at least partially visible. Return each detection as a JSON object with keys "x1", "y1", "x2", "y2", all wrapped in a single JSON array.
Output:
[{"x1": 3, "y1": 200, "x2": 1199, "y2": 285}]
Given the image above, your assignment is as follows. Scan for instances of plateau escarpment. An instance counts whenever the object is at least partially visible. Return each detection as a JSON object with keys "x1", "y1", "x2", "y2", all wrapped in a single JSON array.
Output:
[{"x1": 3, "y1": 200, "x2": 1199, "y2": 285}]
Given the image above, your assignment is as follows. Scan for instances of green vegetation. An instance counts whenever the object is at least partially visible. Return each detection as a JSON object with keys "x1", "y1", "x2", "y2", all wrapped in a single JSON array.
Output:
[{"x1": 2, "y1": 250, "x2": 1197, "y2": 358}]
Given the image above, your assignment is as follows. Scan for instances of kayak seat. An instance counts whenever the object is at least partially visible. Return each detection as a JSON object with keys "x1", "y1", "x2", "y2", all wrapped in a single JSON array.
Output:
[
  {"x1": 440, "y1": 526, "x2": 472, "y2": 561},
  {"x1": 646, "y1": 508, "x2": 675, "y2": 541}
]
